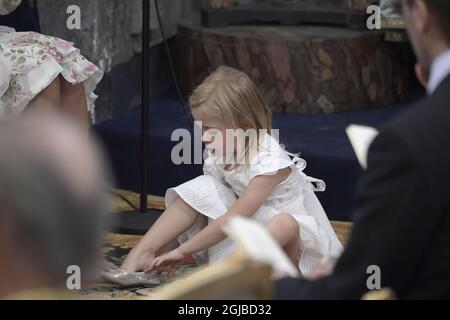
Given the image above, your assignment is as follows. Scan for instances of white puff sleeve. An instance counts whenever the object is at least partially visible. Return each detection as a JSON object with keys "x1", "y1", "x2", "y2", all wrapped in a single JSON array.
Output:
[
  {"x1": 203, "y1": 154, "x2": 225, "y2": 182},
  {"x1": 248, "y1": 151, "x2": 295, "y2": 181}
]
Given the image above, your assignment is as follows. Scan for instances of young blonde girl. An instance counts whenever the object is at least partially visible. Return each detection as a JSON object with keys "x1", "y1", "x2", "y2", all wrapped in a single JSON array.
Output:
[{"x1": 121, "y1": 66, "x2": 342, "y2": 276}]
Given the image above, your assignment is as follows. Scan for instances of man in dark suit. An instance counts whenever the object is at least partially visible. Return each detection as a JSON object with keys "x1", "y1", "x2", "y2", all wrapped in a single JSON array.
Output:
[{"x1": 275, "y1": 0, "x2": 450, "y2": 299}]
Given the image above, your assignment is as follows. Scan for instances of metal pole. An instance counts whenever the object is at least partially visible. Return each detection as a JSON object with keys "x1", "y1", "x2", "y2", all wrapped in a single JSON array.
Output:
[{"x1": 140, "y1": 0, "x2": 150, "y2": 213}]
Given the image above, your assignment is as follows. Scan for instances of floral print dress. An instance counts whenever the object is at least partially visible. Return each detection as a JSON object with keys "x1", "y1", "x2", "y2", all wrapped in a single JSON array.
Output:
[{"x1": 0, "y1": 0, "x2": 103, "y2": 119}]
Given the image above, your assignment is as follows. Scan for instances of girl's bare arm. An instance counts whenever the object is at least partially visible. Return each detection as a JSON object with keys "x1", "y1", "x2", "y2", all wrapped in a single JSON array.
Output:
[{"x1": 177, "y1": 167, "x2": 291, "y2": 256}]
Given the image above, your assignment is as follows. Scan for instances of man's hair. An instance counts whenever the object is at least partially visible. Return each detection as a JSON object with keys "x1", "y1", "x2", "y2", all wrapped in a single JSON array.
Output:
[
  {"x1": 424, "y1": 0, "x2": 450, "y2": 44},
  {"x1": 398, "y1": 0, "x2": 450, "y2": 44},
  {"x1": 0, "y1": 120, "x2": 105, "y2": 284}
]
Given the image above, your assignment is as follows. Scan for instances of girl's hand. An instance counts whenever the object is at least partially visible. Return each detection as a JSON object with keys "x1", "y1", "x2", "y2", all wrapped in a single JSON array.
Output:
[{"x1": 144, "y1": 248, "x2": 187, "y2": 276}]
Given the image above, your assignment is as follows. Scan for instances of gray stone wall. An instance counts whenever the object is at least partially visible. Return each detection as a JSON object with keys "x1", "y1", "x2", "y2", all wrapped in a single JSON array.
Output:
[{"x1": 36, "y1": 0, "x2": 200, "y2": 122}]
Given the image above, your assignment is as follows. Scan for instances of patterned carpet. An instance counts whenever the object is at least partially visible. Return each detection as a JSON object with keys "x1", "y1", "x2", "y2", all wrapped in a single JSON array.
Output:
[
  {"x1": 74, "y1": 190, "x2": 200, "y2": 300},
  {"x1": 73, "y1": 189, "x2": 352, "y2": 299}
]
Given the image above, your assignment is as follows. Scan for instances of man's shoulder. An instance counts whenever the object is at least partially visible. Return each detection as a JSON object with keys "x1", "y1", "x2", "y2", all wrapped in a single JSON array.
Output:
[
  {"x1": 386, "y1": 76, "x2": 450, "y2": 133},
  {"x1": 371, "y1": 82, "x2": 450, "y2": 200},
  {"x1": 383, "y1": 88, "x2": 450, "y2": 158}
]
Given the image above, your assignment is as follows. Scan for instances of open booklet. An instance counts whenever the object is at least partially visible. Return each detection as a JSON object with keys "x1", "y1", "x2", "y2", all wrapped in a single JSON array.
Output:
[
  {"x1": 223, "y1": 216, "x2": 300, "y2": 278},
  {"x1": 346, "y1": 124, "x2": 379, "y2": 169}
]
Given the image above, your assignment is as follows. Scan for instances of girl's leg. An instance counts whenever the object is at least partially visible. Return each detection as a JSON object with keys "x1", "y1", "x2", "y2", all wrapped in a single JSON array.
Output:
[
  {"x1": 26, "y1": 76, "x2": 62, "y2": 113},
  {"x1": 59, "y1": 78, "x2": 89, "y2": 132},
  {"x1": 265, "y1": 213, "x2": 301, "y2": 266},
  {"x1": 121, "y1": 196, "x2": 200, "y2": 272}
]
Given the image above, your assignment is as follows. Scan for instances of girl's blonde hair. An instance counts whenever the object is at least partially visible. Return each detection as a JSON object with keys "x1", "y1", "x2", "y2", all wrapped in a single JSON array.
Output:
[
  {"x1": 190, "y1": 66, "x2": 273, "y2": 168},
  {"x1": 189, "y1": 66, "x2": 272, "y2": 133}
]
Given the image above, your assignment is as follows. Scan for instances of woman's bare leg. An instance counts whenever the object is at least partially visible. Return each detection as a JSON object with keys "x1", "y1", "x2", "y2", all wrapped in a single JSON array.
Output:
[
  {"x1": 265, "y1": 213, "x2": 301, "y2": 266},
  {"x1": 26, "y1": 75, "x2": 89, "y2": 132},
  {"x1": 60, "y1": 78, "x2": 89, "y2": 132},
  {"x1": 121, "y1": 197, "x2": 200, "y2": 272},
  {"x1": 26, "y1": 76, "x2": 62, "y2": 113}
]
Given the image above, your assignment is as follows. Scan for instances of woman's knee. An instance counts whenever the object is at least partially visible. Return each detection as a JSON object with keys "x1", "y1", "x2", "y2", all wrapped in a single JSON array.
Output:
[
  {"x1": 27, "y1": 76, "x2": 61, "y2": 111},
  {"x1": 60, "y1": 78, "x2": 85, "y2": 97},
  {"x1": 40, "y1": 75, "x2": 61, "y2": 98}
]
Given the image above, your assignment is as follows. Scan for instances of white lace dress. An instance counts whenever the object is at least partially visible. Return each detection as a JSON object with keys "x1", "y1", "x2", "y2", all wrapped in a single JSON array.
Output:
[
  {"x1": 0, "y1": 0, "x2": 103, "y2": 119},
  {"x1": 165, "y1": 133, "x2": 343, "y2": 275}
]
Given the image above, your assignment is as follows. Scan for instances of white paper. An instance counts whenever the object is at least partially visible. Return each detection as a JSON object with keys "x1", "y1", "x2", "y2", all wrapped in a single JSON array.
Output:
[
  {"x1": 346, "y1": 124, "x2": 379, "y2": 169},
  {"x1": 224, "y1": 216, "x2": 300, "y2": 277}
]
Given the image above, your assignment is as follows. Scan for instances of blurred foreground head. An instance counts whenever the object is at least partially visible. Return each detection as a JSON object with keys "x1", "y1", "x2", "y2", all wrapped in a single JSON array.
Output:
[
  {"x1": 397, "y1": 0, "x2": 450, "y2": 71},
  {"x1": 0, "y1": 113, "x2": 110, "y2": 298}
]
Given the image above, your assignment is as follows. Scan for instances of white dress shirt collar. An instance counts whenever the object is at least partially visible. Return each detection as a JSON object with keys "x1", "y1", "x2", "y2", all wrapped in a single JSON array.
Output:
[{"x1": 427, "y1": 49, "x2": 450, "y2": 95}]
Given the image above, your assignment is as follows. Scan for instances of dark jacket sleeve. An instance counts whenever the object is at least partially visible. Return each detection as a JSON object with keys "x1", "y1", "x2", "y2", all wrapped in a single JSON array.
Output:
[{"x1": 274, "y1": 130, "x2": 441, "y2": 299}]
